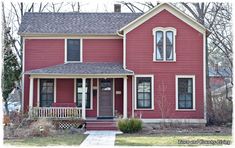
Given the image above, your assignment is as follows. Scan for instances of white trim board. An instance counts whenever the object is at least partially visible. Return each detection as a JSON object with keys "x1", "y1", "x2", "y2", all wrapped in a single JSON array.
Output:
[
  {"x1": 134, "y1": 75, "x2": 154, "y2": 110},
  {"x1": 64, "y1": 38, "x2": 83, "y2": 63},
  {"x1": 142, "y1": 118, "x2": 206, "y2": 124},
  {"x1": 119, "y1": 3, "x2": 206, "y2": 34},
  {"x1": 175, "y1": 75, "x2": 196, "y2": 111}
]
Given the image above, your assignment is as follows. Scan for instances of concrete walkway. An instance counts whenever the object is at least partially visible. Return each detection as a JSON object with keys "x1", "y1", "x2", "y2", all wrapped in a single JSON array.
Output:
[{"x1": 80, "y1": 131, "x2": 122, "y2": 146}]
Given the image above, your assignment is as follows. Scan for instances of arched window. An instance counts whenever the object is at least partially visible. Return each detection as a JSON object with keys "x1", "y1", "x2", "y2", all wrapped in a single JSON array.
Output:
[{"x1": 153, "y1": 27, "x2": 176, "y2": 61}]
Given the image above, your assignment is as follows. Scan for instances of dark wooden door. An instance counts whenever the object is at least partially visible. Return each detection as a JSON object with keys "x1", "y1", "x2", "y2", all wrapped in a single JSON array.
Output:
[{"x1": 99, "y1": 79, "x2": 113, "y2": 117}]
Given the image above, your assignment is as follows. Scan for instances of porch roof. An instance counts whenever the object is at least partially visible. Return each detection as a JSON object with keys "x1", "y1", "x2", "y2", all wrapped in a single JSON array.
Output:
[{"x1": 25, "y1": 63, "x2": 133, "y2": 76}]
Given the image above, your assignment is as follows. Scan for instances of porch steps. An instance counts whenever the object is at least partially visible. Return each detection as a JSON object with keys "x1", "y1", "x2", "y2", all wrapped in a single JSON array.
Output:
[{"x1": 86, "y1": 120, "x2": 118, "y2": 130}]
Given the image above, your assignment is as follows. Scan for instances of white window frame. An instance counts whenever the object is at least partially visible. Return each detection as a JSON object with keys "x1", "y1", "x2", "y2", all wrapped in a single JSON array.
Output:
[
  {"x1": 153, "y1": 27, "x2": 177, "y2": 62},
  {"x1": 175, "y1": 75, "x2": 196, "y2": 111},
  {"x1": 65, "y1": 38, "x2": 83, "y2": 63},
  {"x1": 134, "y1": 75, "x2": 154, "y2": 110}
]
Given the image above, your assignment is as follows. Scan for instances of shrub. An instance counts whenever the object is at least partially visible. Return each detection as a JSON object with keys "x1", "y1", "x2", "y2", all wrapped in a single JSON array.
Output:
[{"x1": 118, "y1": 118, "x2": 142, "y2": 133}]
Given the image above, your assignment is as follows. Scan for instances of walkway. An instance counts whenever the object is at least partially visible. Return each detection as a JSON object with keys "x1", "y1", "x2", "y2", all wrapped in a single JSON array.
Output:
[{"x1": 80, "y1": 131, "x2": 122, "y2": 146}]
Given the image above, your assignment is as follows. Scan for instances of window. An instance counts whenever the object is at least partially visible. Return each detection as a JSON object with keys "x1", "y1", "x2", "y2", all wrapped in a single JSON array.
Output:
[
  {"x1": 176, "y1": 75, "x2": 195, "y2": 110},
  {"x1": 76, "y1": 79, "x2": 91, "y2": 108},
  {"x1": 40, "y1": 79, "x2": 54, "y2": 107},
  {"x1": 135, "y1": 76, "x2": 154, "y2": 109},
  {"x1": 153, "y1": 27, "x2": 176, "y2": 61},
  {"x1": 66, "y1": 39, "x2": 81, "y2": 62}
]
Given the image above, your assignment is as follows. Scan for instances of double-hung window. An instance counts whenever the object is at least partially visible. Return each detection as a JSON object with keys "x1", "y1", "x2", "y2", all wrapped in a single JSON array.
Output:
[
  {"x1": 153, "y1": 27, "x2": 176, "y2": 61},
  {"x1": 66, "y1": 39, "x2": 82, "y2": 62},
  {"x1": 135, "y1": 76, "x2": 154, "y2": 109},
  {"x1": 76, "y1": 79, "x2": 91, "y2": 109},
  {"x1": 176, "y1": 75, "x2": 195, "y2": 110}
]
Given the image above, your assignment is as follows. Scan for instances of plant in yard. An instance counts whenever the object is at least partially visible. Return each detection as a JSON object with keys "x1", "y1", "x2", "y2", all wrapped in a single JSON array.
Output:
[{"x1": 118, "y1": 118, "x2": 142, "y2": 133}]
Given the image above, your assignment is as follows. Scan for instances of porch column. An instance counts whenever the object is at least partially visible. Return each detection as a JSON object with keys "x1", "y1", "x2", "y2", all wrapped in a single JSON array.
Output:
[
  {"x1": 82, "y1": 78, "x2": 86, "y2": 119},
  {"x1": 123, "y1": 76, "x2": 128, "y2": 118},
  {"x1": 29, "y1": 77, "x2": 34, "y2": 116}
]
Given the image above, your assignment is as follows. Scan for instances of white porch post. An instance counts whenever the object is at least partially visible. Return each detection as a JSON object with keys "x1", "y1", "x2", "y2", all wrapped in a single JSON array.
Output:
[
  {"x1": 82, "y1": 78, "x2": 86, "y2": 119},
  {"x1": 123, "y1": 76, "x2": 128, "y2": 118},
  {"x1": 29, "y1": 77, "x2": 34, "y2": 116}
]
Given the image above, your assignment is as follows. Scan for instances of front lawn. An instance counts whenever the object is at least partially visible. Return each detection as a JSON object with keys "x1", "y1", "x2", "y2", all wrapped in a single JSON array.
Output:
[
  {"x1": 115, "y1": 134, "x2": 232, "y2": 146},
  {"x1": 4, "y1": 133, "x2": 87, "y2": 146}
]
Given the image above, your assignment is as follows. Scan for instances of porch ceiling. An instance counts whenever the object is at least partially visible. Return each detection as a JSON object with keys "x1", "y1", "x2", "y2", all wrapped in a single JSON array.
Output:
[{"x1": 25, "y1": 63, "x2": 134, "y2": 76}]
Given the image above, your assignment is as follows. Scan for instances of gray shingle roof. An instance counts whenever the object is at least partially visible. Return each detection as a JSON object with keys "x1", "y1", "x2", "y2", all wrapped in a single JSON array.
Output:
[
  {"x1": 25, "y1": 63, "x2": 133, "y2": 75},
  {"x1": 18, "y1": 12, "x2": 142, "y2": 35}
]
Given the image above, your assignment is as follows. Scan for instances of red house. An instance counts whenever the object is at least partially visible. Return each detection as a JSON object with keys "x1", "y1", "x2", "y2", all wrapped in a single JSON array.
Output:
[{"x1": 19, "y1": 3, "x2": 207, "y2": 126}]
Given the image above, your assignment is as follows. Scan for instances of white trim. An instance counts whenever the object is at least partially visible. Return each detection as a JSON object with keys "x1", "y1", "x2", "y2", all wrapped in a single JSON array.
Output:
[
  {"x1": 134, "y1": 75, "x2": 154, "y2": 110},
  {"x1": 152, "y1": 27, "x2": 177, "y2": 62},
  {"x1": 175, "y1": 75, "x2": 196, "y2": 110},
  {"x1": 203, "y1": 32, "x2": 207, "y2": 120},
  {"x1": 54, "y1": 78, "x2": 56, "y2": 103},
  {"x1": 22, "y1": 37, "x2": 25, "y2": 111},
  {"x1": 90, "y1": 78, "x2": 93, "y2": 110},
  {"x1": 113, "y1": 78, "x2": 115, "y2": 116},
  {"x1": 37, "y1": 79, "x2": 40, "y2": 107},
  {"x1": 132, "y1": 76, "x2": 135, "y2": 117},
  {"x1": 119, "y1": 3, "x2": 206, "y2": 34},
  {"x1": 64, "y1": 38, "x2": 83, "y2": 63},
  {"x1": 142, "y1": 118, "x2": 206, "y2": 124},
  {"x1": 29, "y1": 74, "x2": 130, "y2": 79},
  {"x1": 123, "y1": 34, "x2": 126, "y2": 69},
  {"x1": 97, "y1": 78, "x2": 100, "y2": 117},
  {"x1": 82, "y1": 78, "x2": 86, "y2": 119},
  {"x1": 29, "y1": 77, "x2": 34, "y2": 109},
  {"x1": 22, "y1": 35, "x2": 122, "y2": 39},
  {"x1": 74, "y1": 78, "x2": 76, "y2": 103},
  {"x1": 123, "y1": 77, "x2": 128, "y2": 118}
]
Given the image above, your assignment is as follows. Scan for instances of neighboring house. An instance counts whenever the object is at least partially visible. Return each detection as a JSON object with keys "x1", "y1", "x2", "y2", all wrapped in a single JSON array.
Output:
[
  {"x1": 18, "y1": 3, "x2": 207, "y2": 126},
  {"x1": 209, "y1": 64, "x2": 232, "y2": 91}
]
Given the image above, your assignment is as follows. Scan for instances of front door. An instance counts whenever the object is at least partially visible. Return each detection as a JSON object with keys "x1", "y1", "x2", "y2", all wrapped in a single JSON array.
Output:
[{"x1": 99, "y1": 78, "x2": 113, "y2": 117}]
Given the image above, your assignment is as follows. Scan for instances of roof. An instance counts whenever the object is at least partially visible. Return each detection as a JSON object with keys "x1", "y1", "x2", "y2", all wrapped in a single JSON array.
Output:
[
  {"x1": 18, "y1": 12, "x2": 142, "y2": 36},
  {"x1": 119, "y1": 3, "x2": 206, "y2": 34},
  {"x1": 25, "y1": 63, "x2": 134, "y2": 75}
]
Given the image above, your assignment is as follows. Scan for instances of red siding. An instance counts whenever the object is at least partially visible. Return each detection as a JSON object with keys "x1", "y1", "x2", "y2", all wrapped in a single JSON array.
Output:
[
  {"x1": 56, "y1": 79, "x2": 74, "y2": 103},
  {"x1": 83, "y1": 39, "x2": 123, "y2": 63},
  {"x1": 126, "y1": 10, "x2": 204, "y2": 119},
  {"x1": 115, "y1": 78, "x2": 123, "y2": 115}
]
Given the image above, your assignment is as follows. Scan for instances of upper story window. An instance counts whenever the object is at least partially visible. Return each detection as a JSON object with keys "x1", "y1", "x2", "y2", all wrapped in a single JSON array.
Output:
[
  {"x1": 66, "y1": 39, "x2": 82, "y2": 62},
  {"x1": 153, "y1": 27, "x2": 176, "y2": 62}
]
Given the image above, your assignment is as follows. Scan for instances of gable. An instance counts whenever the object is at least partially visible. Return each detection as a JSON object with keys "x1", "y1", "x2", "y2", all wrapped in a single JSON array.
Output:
[{"x1": 119, "y1": 3, "x2": 206, "y2": 34}]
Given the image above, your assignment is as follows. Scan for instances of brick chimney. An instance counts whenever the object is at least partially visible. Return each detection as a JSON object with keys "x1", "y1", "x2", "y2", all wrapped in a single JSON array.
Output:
[{"x1": 114, "y1": 4, "x2": 121, "y2": 12}]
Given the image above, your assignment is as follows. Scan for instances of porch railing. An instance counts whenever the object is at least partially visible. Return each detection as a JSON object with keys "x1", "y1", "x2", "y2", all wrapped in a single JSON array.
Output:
[{"x1": 30, "y1": 107, "x2": 82, "y2": 119}]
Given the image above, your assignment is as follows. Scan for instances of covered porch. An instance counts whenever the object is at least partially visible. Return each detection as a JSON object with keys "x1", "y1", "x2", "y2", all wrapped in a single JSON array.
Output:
[{"x1": 25, "y1": 63, "x2": 133, "y2": 120}]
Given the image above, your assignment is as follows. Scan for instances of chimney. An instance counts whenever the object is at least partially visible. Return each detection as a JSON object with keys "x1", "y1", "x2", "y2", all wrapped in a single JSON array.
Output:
[{"x1": 114, "y1": 4, "x2": 121, "y2": 12}]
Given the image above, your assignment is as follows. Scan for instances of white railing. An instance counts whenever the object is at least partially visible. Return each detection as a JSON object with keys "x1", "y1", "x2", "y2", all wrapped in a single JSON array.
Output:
[{"x1": 30, "y1": 107, "x2": 82, "y2": 119}]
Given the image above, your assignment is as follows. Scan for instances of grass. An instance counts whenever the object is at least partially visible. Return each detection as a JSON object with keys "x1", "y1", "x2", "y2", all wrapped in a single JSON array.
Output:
[
  {"x1": 115, "y1": 133, "x2": 232, "y2": 146},
  {"x1": 4, "y1": 133, "x2": 87, "y2": 146}
]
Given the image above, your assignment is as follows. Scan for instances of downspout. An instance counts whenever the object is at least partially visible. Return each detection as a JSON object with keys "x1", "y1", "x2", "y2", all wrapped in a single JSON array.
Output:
[{"x1": 116, "y1": 30, "x2": 126, "y2": 69}]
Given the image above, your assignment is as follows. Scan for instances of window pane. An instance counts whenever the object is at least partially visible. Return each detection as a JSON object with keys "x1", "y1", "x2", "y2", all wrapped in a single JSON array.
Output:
[
  {"x1": 67, "y1": 39, "x2": 80, "y2": 61},
  {"x1": 136, "y1": 77, "x2": 152, "y2": 108},
  {"x1": 156, "y1": 31, "x2": 163, "y2": 60},
  {"x1": 178, "y1": 78, "x2": 193, "y2": 109},
  {"x1": 166, "y1": 31, "x2": 173, "y2": 60},
  {"x1": 40, "y1": 79, "x2": 54, "y2": 107}
]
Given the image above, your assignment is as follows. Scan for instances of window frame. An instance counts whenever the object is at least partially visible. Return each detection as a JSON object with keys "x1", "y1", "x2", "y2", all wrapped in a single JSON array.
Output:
[
  {"x1": 153, "y1": 27, "x2": 177, "y2": 62},
  {"x1": 65, "y1": 38, "x2": 83, "y2": 63},
  {"x1": 76, "y1": 78, "x2": 93, "y2": 109},
  {"x1": 39, "y1": 79, "x2": 55, "y2": 107},
  {"x1": 134, "y1": 75, "x2": 154, "y2": 110},
  {"x1": 175, "y1": 75, "x2": 196, "y2": 111}
]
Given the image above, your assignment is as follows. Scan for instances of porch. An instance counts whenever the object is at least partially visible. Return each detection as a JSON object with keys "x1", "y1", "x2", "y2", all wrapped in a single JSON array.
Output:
[{"x1": 25, "y1": 63, "x2": 133, "y2": 120}]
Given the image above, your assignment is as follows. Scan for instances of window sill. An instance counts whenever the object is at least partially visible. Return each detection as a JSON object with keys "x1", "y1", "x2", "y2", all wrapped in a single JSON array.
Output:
[
  {"x1": 153, "y1": 60, "x2": 176, "y2": 63},
  {"x1": 134, "y1": 108, "x2": 154, "y2": 111},
  {"x1": 65, "y1": 61, "x2": 82, "y2": 63},
  {"x1": 175, "y1": 109, "x2": 196, "y2": 111}
]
